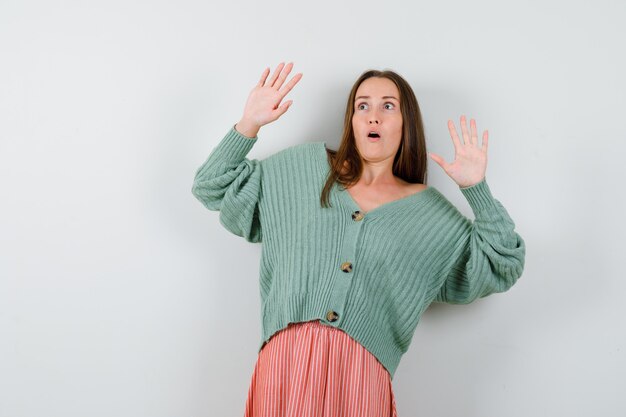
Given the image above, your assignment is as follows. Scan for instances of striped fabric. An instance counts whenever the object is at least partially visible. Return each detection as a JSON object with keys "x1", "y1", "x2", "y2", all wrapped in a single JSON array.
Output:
[{"x1": 243, "y1": 319, "x2": 398, "y2": 417}]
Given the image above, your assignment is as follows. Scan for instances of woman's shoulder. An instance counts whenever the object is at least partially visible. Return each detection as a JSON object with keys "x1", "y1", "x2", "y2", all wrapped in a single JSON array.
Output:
[
  {"x1": 267, "y1": 140, "x2": 324, "y2": 157},
  {"x1": 396, "y1": 179, "x2": 429, "y2": 196},
  {"x1": 406, "y1": 182, "x2": 469, "y2": 224},
  {"x1": 262, "y1": 141, "x2": 327, "y2": 167}
]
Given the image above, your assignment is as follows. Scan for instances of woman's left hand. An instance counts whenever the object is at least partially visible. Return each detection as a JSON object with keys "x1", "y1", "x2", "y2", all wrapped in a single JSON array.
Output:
[{"x1": 429, "y1": 115, "x2": 488, "y2": 188}]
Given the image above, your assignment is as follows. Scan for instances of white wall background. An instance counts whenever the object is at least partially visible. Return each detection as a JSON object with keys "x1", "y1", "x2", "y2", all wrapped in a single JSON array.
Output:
[{"x1": 1, "y1": 0, "x2": 624, "y2": 416}]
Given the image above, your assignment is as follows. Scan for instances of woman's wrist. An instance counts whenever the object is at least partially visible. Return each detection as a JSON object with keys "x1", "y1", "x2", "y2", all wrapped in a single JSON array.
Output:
[{"x1": 235, "y1": 119, "x2": 260, "y2": 138}]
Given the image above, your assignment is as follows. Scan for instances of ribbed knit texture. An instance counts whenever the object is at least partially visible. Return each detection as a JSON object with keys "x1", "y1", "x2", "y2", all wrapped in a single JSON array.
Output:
[{"x1": 192, "y1": 125, "x2": 526, "y2": 380}]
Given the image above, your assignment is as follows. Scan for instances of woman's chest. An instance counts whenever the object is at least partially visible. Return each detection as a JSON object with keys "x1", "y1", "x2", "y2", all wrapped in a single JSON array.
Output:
[{"x1": 345, "y1": 182, "x2": 428, "y2": 213}]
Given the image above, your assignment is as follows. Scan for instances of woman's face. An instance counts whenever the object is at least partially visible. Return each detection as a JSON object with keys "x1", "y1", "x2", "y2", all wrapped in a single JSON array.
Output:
[{"x1": 351, "y1": 77, "x2": 403, "y2": 165}]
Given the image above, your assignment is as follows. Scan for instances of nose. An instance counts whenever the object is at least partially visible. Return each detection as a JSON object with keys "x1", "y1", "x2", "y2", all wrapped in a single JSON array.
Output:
[{"x1": 367, "y1": 107, "x2": 381, "y2": 125}]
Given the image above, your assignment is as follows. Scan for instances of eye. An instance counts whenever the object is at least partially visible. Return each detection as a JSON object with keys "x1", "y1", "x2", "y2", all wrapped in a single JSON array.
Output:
[
  {"x1": 356, "y1": 102, "x2": 368, "y2": 110},
  {"x1": 384, "y1": 102, "x2": 395, "y2": 110}
]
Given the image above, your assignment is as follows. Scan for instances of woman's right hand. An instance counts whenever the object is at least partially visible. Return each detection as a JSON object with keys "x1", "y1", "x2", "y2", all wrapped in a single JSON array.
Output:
[{"x1": 235, "y1": 62, "x2": 303, "y2": 138}]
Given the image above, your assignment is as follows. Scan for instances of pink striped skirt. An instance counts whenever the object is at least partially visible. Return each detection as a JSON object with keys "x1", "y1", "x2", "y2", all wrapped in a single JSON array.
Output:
[{"x1": 243, "y1": 319, "x2": 398, "y2": 417}]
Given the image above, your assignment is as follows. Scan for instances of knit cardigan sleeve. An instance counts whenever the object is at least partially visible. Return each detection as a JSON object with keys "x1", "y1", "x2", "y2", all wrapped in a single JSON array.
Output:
[
  {"x1": 191, "y1": 125, "x2": 263, "y2": 243},
  {"x1": 434, "y1": 178, "x2": 526, "y2": 304}
]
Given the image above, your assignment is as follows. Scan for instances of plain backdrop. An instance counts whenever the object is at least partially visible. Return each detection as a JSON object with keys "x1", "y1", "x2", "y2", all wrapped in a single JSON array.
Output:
[{"x1": 1, "y1": 0, "x2": 624, "y2": 416}]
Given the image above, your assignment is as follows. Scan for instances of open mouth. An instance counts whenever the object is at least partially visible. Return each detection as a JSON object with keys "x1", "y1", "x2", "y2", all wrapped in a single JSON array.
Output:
[{"x1": 368, "y1": 132, "x2": 381, "y2": 139}]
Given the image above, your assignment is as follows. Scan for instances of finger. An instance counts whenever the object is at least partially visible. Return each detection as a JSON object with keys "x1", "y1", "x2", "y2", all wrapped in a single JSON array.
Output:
[
  {"x1": 470, "y1": 118, "x2": 478, "y2": 146},
  {"x1": 447, "y1": 120, "x2": 462, "y2": 149},
  {"x1": 257, "y1": 67, "x2": 270, "y2": 87},
  {"x1": 429, "y1": 152, "x2": 450, "y2": 171},
  {"x1": 267, "y1": 62, "x2": 285, "y2": 87},
  {"x1": 460, "y1": 115, "x2": 470, "y2": 145},
  {"x1": 273, "y1": 62, "x2": 294, "y2": 90},
  {"x1": 482, "y1": 130, "x2": 489, "y2": 152},
  {"x1": 274, "y1": 100, "x2": 293, "y2": 118},
  {"x1": 279, "y1": 72, "x2": 303, "y2": 98}
]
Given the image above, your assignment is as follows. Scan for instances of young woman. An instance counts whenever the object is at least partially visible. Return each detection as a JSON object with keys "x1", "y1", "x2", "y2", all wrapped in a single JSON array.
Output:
[{"x1": 192, "y1": 62, "x2": 526, "y2": 417}]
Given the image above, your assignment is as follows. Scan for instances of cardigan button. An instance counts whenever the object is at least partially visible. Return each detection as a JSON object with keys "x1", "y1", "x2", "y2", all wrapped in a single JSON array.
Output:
[
  {"x1": 351, "y1": 210, "x2": 364, "y2": 221},
  {"x1": 326, "y1": 310, "x2": 339, "y2": 322},
  {"x1": 340, "y1": 261, "x2": 353, "y2": 273}
]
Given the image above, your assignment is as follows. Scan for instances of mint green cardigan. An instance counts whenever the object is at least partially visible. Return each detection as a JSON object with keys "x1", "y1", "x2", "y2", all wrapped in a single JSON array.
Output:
[{"x1": 192, "y1": 125, "x2": 526, "y2": 379}]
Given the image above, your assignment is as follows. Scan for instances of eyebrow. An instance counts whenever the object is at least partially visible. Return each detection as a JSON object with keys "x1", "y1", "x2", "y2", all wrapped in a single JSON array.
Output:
[{"x1": 355, "y1": 95, "x2": 399, "y2": 101}]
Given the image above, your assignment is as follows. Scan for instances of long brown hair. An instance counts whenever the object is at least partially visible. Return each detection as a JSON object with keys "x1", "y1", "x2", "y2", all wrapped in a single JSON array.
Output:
[{"x1": 320, "y1": 69, "x2": 428, "y2": 208}]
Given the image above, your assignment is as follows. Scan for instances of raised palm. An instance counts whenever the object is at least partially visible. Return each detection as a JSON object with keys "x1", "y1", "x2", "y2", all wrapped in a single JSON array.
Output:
[
  {"x1": 236, "y1": 62, "x2": 303, "y2": 137},
  {"x1": 429, "y1": 115, "x2": 489, "y2": 188}
]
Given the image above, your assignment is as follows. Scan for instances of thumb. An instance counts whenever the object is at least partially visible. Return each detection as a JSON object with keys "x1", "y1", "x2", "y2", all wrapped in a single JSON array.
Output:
[
  {"x1": 429, "y1": 152, "x2": 450, "y2": 175},
  {"x1": 429, "y1": 152, "x2": 450, "y2": 171},
  {"x1": 274, "y1": 100, "x2": 293, "y2": 118}
]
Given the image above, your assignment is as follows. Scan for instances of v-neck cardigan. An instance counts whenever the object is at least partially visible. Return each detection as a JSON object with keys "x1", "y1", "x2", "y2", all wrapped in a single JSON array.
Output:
[{"x1": 192, "y1": 125, "x2": 526, "y2": 379}]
